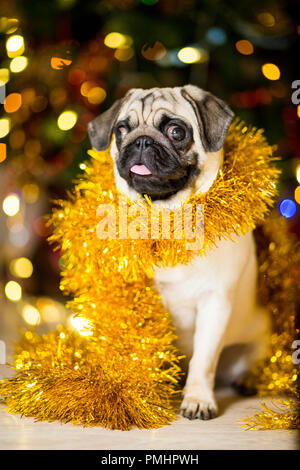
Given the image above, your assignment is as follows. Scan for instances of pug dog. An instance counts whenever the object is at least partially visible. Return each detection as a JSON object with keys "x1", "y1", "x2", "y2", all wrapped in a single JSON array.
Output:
[{"x1": 88, "y1": 85, "x2": 270, "y2": 420}]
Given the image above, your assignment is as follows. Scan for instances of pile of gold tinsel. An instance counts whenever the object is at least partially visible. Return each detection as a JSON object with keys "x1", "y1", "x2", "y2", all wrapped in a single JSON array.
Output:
[{"x1": 0, "y1": 121, "x2": 299, "y2": 430}]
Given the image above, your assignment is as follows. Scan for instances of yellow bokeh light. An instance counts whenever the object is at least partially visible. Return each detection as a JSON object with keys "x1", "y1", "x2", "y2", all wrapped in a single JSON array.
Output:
[
  {"x1": 104, "y1": 32, "x2": 130, "y2": 49},
  {"x1": 70, "y1": 315, "x2": 93, "y2": 336},
  {"x1": 22, "y1": 183, "x2": 40, "y2": 203},
  {"x1": 2, "y1": 194, "x2": 20, "y2": 216},
  {"x1": 6, "y1": 35, "x2": 25, "y2": 58},
  {"x1": 261, "y1": 63, "x2": 280, "y2": 81},
  {"x1": 294, "y1": 186, "x2": 300, "y2": 204},
  {"x1": 0, "y1": 68, "x2": 10, "y2": 86},
  {"x1": 177, "y1": 47, "x2": 201, "y2": 64},
  {"x1": 296, "y1": 165, "x2": 300, "y2": 184},
  {"x1": 87, "y1": 86, "x2": 107, "y2": 104},
  {"x1": 0, "y1": 118, "x2": 10, "y2": 138},
  {"x1": 235, "y1": 40, "x2": 254, "y2": 55},
  {"x1": 5, "y1": 280, "x2": 22, "y2": 302},
  {"x1": 57, "y1": 110, "x2": 77, "y2": 131},
  {"x1": 0, "y1": 17, "x2": 19, "y2": 34},
  {"x1": 258, "y1": 12, "x2": 275, "y2": 27},
  {"x1": 10, "y1": 56, "x2": 28, "y2": 73},
  {"x1": 41, "y1": 304, "x2": 61, "y2": 323},
  {"x1": 10, "y1": 257, "x2": 33, "y2": 278},
  {"x1": 114, "y1": 48, "x2": 134, "y2": 62},
  {"x1": 22, "y1": 305, "x2": 40, "y2": 326}
]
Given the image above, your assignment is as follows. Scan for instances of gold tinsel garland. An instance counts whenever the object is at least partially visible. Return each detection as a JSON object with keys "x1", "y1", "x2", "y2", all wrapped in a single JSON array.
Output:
[{"x1": 0, "y1": 120, "x2": 299, "y2": 430}]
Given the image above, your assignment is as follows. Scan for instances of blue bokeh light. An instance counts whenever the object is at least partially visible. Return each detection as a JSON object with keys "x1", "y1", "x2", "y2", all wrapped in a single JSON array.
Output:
[
  {"x1": 206, "y1": 27, "x2": 227, "y2": 46},
  {"x1": 279, "y1": 199, "x2": 297, "y2": 218}
]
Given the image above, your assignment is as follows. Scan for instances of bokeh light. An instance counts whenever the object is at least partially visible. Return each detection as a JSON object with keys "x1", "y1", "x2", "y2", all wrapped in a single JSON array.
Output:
[
  {"x1": 279, "y1": 199, "x2": 297, "y2": 218},
  {"x1": 2, "y1": 194, "x2": 20, "y2": 216},
  {"x1": 10, "y1": 56, "x2": 28, "y2": 73},
  {"x1": 296, "y1": 165, "x2": 300, "y2": 184},
  {"x1": 37, "y1": 298, "x2": 61, "y2": 323},
  {"x1": 57, "y1": 110, "x2": 77, "y2": 130},
  {"x1": 86, "y1": 86, "x2": 107, "y2": 104},
  {"x1": 51, "y1": 57, "x2": 72, "y2": 70},
  {"x1": 258, "y1": 12, "x2": 275, "y2": 27},
  {"x1": 294, "y1": 186, "x2": 300, "y2": 204},
  {"x1": 114, "y1": 48, "x2": 134, "y2": 62},
  {"x1": 6, "y1": 35, "x2": 25, "y2": 58},
  {"x1": 178, "y1": 47, "x2": 205, "y2": 64},
  {"x1": 0, "y1": 68, "x2": 9, "y2": 86},
  {"x1": 206, "y1": 27, "x2": 227, "y2": 45},
  {"x1": 0, "y1": 118, "x2": 10, "y2": 138},
  {"x1": 262, "y1": 63, "x2": 280, "y2": 80},
  {"x1": 235, "y1": 40, "x2": 254, "y2": 55},
  {"x1": 4, "y1": 93, "x2": 22, "y2": 113},
  {"x1": 5, "y1": 280, "x2": 22, "y2": 302},
  {"x1": 22, "y1": 183, "x2": 40, "y2": 203},
  {"x1": 10, "y1": 257, "x2": 33, "y2": 278},
  {"x1": 0, "y1": 143, "x2": 6, "y2": 163},
  {"x1": 22, "y1": 305, "x2": 40, "y2": 325},
  {"x1": 104, "y1": 32, "x2": 129, "y2": 49}
]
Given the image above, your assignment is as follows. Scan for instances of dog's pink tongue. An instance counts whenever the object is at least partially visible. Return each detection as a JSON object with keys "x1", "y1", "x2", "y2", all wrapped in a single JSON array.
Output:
[{"x1": 130, "y1": 164, "x2": 152, "y2": 175}]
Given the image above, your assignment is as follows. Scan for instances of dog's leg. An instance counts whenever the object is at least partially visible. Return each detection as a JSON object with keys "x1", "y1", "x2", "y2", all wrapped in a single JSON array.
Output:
[{"x1": 180, "y1": 292, "x2": 232, "y2": 420}]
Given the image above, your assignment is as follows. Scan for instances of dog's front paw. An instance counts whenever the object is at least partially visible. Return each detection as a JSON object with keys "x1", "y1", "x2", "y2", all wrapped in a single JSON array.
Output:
[{"x1": 179, "y1": 396, "x2": 218, "y2": 420}]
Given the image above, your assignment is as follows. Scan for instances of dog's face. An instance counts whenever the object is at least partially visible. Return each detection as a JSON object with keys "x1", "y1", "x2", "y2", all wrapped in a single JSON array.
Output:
[{"x1": 88, "y1": 85, "x2": 234, "y2": 206}]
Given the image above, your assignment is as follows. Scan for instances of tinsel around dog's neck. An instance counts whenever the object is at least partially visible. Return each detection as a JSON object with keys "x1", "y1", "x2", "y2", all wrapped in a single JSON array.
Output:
[
  {"x1": 1, "y1": 119, "x2": 299, "y2": 432},
  {"x1": 49, "y1": 119, "x2": 280, "y2": 284}
]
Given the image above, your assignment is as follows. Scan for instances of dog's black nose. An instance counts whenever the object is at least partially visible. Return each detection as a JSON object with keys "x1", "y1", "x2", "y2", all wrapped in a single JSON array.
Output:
[{"x1": 134, "y1": 136, "x2": 154, "y2": 150}]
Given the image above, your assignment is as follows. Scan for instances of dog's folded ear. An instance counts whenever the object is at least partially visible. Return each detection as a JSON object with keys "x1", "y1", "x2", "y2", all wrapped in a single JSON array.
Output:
[
  {"x1": 181, "y1": 85, "x2": 234, "y2": 152},
  {"x1": 87, "y1": 99, "x2": 124, "y2": 151}
]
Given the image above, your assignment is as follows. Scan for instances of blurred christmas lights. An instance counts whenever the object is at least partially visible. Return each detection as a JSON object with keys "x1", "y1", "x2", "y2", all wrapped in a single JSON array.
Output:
[
  {"x1": 257, "y1": 12, "x2": 275, "y2": 27},
  {"x1": 0, "y1": 17, "x2": 19, "y2": 34},
  {"x1": 206, "y1": 27, "x2": 227, "y2": 45},
  {"x1": 0, "y1": 118, "x2": 10, "y2": 137},
  {"x1": 10, "y1": 56, "x2": 28, "y2": 73},
  {"x1": 22, "y1": 305, "x2": 40, "y2": 325},
  {"x1": 22, "y1": 183, "x2": 40, "y2": 203},
  {"x1": 4, "y1": 93, "x2": 22, "y2": 113},
  {"x1": 279, "y1": 199, "x2": 297, "y2": 218},
  {"x1": 262, "y1": 63, "x2": 280, "y2": 81},
  {"x1": 235, "y1": 40, "x2": 254, "y2": 55},
  {"x1": 10, "y1": 257, "x2": 33, "y2": 278},
  {"x1": 104, "y1": 32, "x2": 132, "y2": 49},
  {"x1": 0, "y1": 143, "x2": 6, "y2": 162},
  {"x1": 6, "y1": 35, "x2": 25, "y2": 58},
  {"x1": 0, "y1": 68, "x2": 9, "y2": 86},
  {"x1": 2, "y1": 194, "x2": 20, "y2": 216},
  {"x1": 177, "y1": 46, "x2": 208, "y2": 64},
  {"x1": 114, "y1": 48, "x2": 134, "y2": 62},
  {"x1": 87, "y1": 86, "x2": 106, "y2": 104},
  {"x1": 5, "y1": 280, "x2": 22, "y2": 302},
  {"x1": 294, "y1": 186, "x2": 300, "y2": 205},
  {"x1": 141, "y1": 42, "x2": 166, "y2": 61},
  {"x1": 296, "y1": 165, "x2": 300, "y2": 184},
  {"x1": 57, "y1": 110, "x2": 77, "y2": 130},
  {"x1": 50, "y1": 57, "x2": 72, "y2": 70}
]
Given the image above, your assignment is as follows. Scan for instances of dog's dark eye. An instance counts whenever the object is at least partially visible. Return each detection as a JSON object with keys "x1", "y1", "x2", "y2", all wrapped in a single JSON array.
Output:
[
  {"x1": 167, "y1": 125, "x2": 185, "y2": 142},
  {"x1": 116, "y1": 126, "x2": 128, "y2": 139}
]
